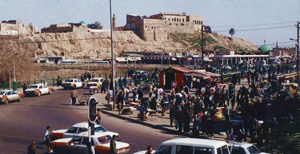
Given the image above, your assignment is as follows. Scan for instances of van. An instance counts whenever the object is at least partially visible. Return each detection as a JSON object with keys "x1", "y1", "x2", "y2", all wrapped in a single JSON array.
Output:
[{"x1": 154, "y1": 138, "x2": 229, "y2": 154}]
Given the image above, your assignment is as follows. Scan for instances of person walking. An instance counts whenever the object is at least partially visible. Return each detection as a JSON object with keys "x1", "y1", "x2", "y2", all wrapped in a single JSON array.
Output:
[
  {"x1": 23, "y1": 82, "x2": 27, "y2": 94},
  {"x1": 110, "y1": 135, "x2": 117, "y2": 154},
  {"x1": 56, "y1": 76, "x2": 61, "y2": 87},
  {"x1": 145, "y1": 146, "x2": 153, "y2": 154},
  {"x1": 27, "y1": 141, "x2": 37, "y2": 154},
  {"x1": 70, "y1": 88, "x2": 78, "y2": 105},
  {"x1": 44, "y1": 126, "x2": 52, "y2": 148}
]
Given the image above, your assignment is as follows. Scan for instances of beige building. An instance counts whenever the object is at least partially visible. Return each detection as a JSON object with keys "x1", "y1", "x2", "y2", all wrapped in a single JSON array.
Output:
[
  {"x1": 0, "y1": 20, "x2": 38, "y2": 35},
  {"x1": 125, "y1": 12, "x2": 203, "y2": 41}
]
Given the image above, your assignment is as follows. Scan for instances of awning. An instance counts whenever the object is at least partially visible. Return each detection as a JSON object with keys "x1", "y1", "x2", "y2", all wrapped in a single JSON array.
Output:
[{"x1": 190, "y1": 72, "x2": 210, "y2": 79}]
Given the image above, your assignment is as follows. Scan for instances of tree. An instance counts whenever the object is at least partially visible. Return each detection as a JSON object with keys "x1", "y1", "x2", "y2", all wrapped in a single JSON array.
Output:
[
  {"x1": 205, "y1": 26, "x2": 212, "y2": 33},
  {"x1": 229, "y1": 28, "x2": 235, "y2": 38},
  {"x1": 87, "y1": 21, "x2": 103, "y2": 29}
]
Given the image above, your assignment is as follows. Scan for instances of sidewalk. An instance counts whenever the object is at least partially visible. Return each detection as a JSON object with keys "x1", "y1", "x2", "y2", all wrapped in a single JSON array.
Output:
[{"x1": 93, "y1": 93, "x2": 229, "y2": 141}]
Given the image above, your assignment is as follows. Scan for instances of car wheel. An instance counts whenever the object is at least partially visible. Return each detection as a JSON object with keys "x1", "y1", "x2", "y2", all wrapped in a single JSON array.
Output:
[
  {"x1": 38, "y1": 92, "x2": 41, "y2": 97},
  {"x1": 4, "y1": 99, "x2": 9, "y2": 105}
]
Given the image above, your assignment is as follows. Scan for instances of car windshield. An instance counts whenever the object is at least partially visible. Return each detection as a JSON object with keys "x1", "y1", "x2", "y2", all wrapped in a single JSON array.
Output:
[
  {"x1": 247, "y1": 145, "x2": 261, "y2": 154},
  {"x1": 97, "y1": 135, "x2": 111, "y2": 144},
  {"x1": 0, "y1": 91, "x2": 5, "y2": 95},
  {"x1": 65, "y1": 79, "x2": 73, "y2": 82},
  {"x1": 30, "y1": 85, "x2": 38, "y2": 89}
]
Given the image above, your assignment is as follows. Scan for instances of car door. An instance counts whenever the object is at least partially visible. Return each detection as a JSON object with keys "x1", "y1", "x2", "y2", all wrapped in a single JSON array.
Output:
[
  {"x1": 39, "y1": 85, "x2": 45, "y2": 94},
  {"x1": 6, "y1": 91, "x2": 13, "y2": 101},
  {"x1": 11, "y1": 91, "x2": 19, "y2": 101}
]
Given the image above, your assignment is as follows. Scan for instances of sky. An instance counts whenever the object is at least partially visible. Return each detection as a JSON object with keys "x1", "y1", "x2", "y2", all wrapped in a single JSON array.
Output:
[{"x1": 0, "y1": 0, "x2": 299, "y2": 47}]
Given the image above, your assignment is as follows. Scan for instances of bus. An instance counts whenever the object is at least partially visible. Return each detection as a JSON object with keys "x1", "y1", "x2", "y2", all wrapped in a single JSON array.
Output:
[
  {"x1": 62, "y1": 60, "x2": 77, "y2": 64},
  {"x1": 93, "y1": 61, "x2": 109, "y2": 65}
]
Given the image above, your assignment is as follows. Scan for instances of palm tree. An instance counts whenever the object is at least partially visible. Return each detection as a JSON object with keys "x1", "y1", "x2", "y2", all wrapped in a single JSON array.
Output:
[{"x1": 229, "y1": 28, "x2": 235, "y2": 38}]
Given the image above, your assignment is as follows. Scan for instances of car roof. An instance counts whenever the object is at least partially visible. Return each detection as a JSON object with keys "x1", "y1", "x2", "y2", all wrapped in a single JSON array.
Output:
[
  {"x1": 161, "y1": 138, "x2": 227, "y2": 148},
  {"x1": 92, "y1": 78, "x2": 103, "y2": 80},
  {"x1": 30, "y1": 84, "x2": 43, "y2": 86},
  {"x1": 79, "y1": 132, "x2": 110, "y2": 138},
  {"x1": 0, "y1": 90, "x2": 13, "y2": 93},
  {"x1": 228, "y1": 142, "x2": 253, "y2": 148},
  {"x1": 72, "y1": 122, "x2": 102, "y2": 128}
]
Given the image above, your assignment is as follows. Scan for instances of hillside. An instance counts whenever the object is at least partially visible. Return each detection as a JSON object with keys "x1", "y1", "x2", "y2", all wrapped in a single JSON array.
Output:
[{"x1": 1, "y1": 31, "x2": 258, "y2": 60}]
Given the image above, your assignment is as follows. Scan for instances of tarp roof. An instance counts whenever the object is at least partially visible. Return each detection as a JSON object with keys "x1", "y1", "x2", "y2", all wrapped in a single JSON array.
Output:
[{"x1": 171, "y1": 67, "x2": 193, "y2": 73}]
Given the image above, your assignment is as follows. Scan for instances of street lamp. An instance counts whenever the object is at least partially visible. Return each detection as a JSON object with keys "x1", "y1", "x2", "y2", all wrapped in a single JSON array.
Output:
[{"x1": 109, "y1": 0, "x2": 115, "y2": 109}]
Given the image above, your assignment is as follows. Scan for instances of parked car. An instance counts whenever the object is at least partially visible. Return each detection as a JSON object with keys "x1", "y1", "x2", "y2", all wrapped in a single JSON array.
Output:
[
  {"x1": 0, "y1": 90, "x2": 22, "y2": 104},
  {"x1": 134, "y1": 138, "x2": 229, "y2": 154},
  {"x1": 62, "y1": 78, "x2": 83, "y2": 89},
  {"x1": 228, "y1": 142, "x2": 268, "y2": 154},
  {"x1": 24, "y1": 83, "x2": 54, "y2": 97},
  {"x1": 87, "y1": 78, "x2": 104, "y2": 88},
  {"x1": 50, "y1": 133, "x2": 130, "y2": 154},
  {"x1": 51, "y1": 122, "x2": 119, "y2": 140}
]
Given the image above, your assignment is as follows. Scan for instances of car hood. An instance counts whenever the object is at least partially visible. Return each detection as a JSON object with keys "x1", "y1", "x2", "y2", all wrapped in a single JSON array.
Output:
[
  {"x1": 52, "y1": 129, "x2": 68, "y2": 133},
  {"x1": 52, "y1": 137, "x2": 72, "y2": 143},
  {"x1": 101, "y1": 141, "x2": 129, "y2": 149}
]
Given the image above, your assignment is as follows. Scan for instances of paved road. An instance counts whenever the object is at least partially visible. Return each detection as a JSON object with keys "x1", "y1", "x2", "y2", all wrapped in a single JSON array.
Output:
[{"x1": 0, "y1": 88, "x2": 178, "y2": 154}]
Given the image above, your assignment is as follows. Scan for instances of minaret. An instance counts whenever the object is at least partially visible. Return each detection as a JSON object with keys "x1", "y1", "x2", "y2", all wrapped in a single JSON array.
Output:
[{"x1": 112, "y1": 14, "x2": 116, "y2": 30}]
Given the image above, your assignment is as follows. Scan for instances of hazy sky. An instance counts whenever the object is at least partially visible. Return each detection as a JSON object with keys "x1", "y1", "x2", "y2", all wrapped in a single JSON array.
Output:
[{"x1": 0, "y1": 0, "x2": 299, "y2": 47}]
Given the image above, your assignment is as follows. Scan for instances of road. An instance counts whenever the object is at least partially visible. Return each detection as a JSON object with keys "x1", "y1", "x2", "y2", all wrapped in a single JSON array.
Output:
[{"x1": 0, "y1": 88, "x2": 178, "y2": 154}]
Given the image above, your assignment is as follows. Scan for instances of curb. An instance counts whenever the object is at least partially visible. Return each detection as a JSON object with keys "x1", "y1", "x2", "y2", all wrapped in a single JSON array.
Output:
[{"x1": 100, "y1": 108, "x2": 184, "y2": 136}]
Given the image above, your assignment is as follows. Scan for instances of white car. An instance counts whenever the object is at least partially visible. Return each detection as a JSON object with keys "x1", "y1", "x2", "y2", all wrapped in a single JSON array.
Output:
[
  {"x1": 51, "y1": 122, "x2": 120, "y2": 140},
  {"x1": 0, "y1": 90, "x2": 22, "y2": 104},
  {"x1": 138, "y1": 138, "x2": 229, "y2": 154},
  {"x1": 62, "y1": 78, "x2": 82, "y2": 89},
  {"x1": 50, "y1": 132, "x2": 130, "y2": 154},
  {"x1": 228, "y1": 142, "x2": 268, "y2": 154},
  {"x1": 87, "y1": 78, "x2": 104, "y2": 88},
  {"x1": 24, "y1": 83, "x2": 53, "y2": 97}
]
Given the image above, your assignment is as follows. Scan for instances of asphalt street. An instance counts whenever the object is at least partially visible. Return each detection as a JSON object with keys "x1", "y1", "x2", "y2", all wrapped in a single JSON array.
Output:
[{"x1": 0, "y1": 88, "x2": 178, "y2": 154}]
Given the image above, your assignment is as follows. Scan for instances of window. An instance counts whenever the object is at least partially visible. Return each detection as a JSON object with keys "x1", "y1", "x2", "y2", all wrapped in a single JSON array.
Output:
[
  {"x1": 66, "y1": 127, "x2": 78, "y2": 134},
  {"x1": 6, "y1": 92, "x2": 11, "y2": 95},
  {"x1": 12, "y1": 91, "x2": 16, "y2": 94},
  {"x1": 95, "y1": 126, "x2": 107, "y2": 132},
  {"x1": 247, "y1": 145, "x2": 261, "y2": 154},
  {"x1": 81, "y1": 137, "x2": 94, "y2": 146},
  {"x1": 195, "y1": 147, "x2": 213, "y2": 154},
  {"x1": 78, "y1": 128, "x2": 88, "y2": 134},
  {"x1": 156, "y1": 145, "x2": 172, "y2": 154},
  {"x1": 230, "y1": 147, "x2": 246, "y2": 154},
  {"x1": 217, "y1": 146, "x2": 229, "y2": 154},
  {"x1": 176, "y1": 145, "x2": 193, "y2": 154},
  {"x1": 39, "y1": 85, "x2": 43, "y2": 89}
]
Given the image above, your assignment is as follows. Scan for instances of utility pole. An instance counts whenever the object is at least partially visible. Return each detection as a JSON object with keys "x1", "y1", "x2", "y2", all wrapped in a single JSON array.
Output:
[
  {"x1": 297, "y1": 21, "x2": 299, "y2": 84},
  {"x1": 109, "y1": 0, "x2": 115, "y2": 110},
  {"x1": 201, "y1": 25, "x2": 204, "y2": 69}
]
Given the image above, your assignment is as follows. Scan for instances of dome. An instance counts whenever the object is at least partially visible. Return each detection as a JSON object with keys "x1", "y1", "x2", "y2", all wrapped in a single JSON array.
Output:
[
  {"x1": 258, "y1": 40, "x2": 272, "y2": 52},
  {"x1": 79, "y1": 21, "x2": 86, "y2": 26}
]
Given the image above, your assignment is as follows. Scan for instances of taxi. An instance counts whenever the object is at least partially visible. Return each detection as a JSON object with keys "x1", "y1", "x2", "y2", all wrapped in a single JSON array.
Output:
[{"x1": 50, "y1": 132, "x2": 130, "y2": 154}]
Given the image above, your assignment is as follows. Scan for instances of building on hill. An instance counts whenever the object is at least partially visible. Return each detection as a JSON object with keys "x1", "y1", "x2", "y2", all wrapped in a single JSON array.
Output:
[
  {"x1": 124, "y1": 12, "x2": 203, "y2": 41},
  {"x1": 41, "y1": 22, "x2": 88, "y2": 33},
  {"x1": 0, "y1": 20, "x2": 38, "y2": 35}
]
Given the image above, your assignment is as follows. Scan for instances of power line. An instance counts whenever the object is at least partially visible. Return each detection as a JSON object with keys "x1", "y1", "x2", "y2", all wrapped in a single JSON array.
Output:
[
  {"x1": 214, "y1": 25, "x2": 294, "y2": 33},
  {"x1": 210, "y1": 21, "x2": 296, "y2": 28}
]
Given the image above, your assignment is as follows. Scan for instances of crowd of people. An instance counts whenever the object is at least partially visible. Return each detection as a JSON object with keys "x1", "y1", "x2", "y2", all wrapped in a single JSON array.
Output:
[{"x1": 111, "y1": 66, "x2": 299, "y2": 150}]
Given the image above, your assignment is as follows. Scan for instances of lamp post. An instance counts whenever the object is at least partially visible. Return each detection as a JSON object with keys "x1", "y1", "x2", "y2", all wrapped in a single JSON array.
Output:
[
  {"x1": 109, "y1": 0, "x2": 115, "y2": 109},
  {"x1": 290, "y1": 21, "x2": 299, "y2": 84}
]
